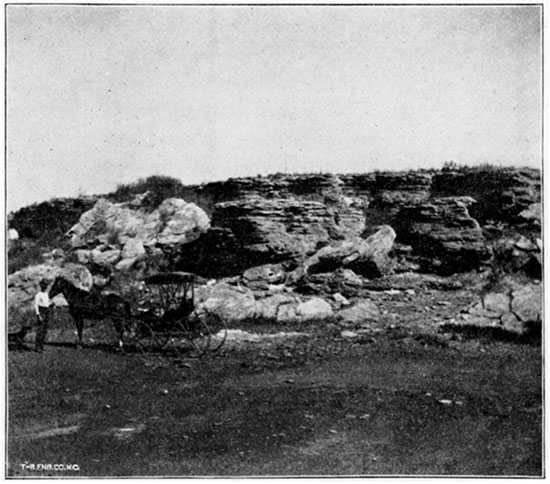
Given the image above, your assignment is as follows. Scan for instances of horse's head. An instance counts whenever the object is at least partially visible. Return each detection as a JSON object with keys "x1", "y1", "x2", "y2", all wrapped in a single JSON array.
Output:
[{"x1": 49, "y1": 277, "x2": 67, "y2": 298}]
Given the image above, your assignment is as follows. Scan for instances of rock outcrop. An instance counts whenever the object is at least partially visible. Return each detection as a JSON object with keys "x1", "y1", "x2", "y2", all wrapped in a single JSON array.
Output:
[
  {"x1": 8, "y1": 167, "x2": 541, "y2": 282},
  {"x1": 342, "y1": 172, "x2": 433, "y2": 229},
  {"x1": 432, "y1": 168, "x2": 541, "y2": 223},
  {"x1": 207, "y1": 187, "x2": 366, "y2": 269},
  {"x1": 396, "y1": 197, "x2": 491, "y2": 274},
  {"x1": 211, "y1": 196, "x2": 341, "y2": 263}
]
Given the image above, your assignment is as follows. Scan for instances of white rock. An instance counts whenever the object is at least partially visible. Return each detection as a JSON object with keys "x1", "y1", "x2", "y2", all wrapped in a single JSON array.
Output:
[
  {"x1": 267, "y1": 284, "x2": 286, "y2": 293},
  {"x1": 511, "y1": 284, "x2": 542, "y2": 323},
  {"x1": 501, "y1": 312, "x2": 524, "y2": 334},
  {"x1": 338, "y1": 301, "x2": 381, "y2": 325},
  {"x1": 68, "y1": 197, "x2": 210, "y2": 255},
  {"x1": 91, "y1": 248, "x2": 121, "y2": 266},
  {"x1": 195, "y1": 282, "x2": 256, "y2": 322},
  {"x1": 514, "y1": 236, "x2": 538, "y2": 252},
  {"x1": 333, "y1": 293, "x2": 350, "y2": 306},
  {"x1": 60, "y1": 263, "x2": 93, "y2": 291},
  {"x1": 518, "y1": 202, "x2": 541, "y2": 221},
  {"x1": 115, "y1": 257, "x2": 137, "y2": 271},
  {"x1": 296, "y1": 298, "x2": 334, "y2": 321},
  {"x1": 482, "y1": 293, "x2": 511, "y2": 316},
  {"x1": 277, "y1": 304, "x2": 301, "y2": 323},
  {"x1": 255, "y1": 294, "x2": 300, "y2": 320},
  {"x1": 121, "y1": 239, "x2": 145, "y2": 260}
]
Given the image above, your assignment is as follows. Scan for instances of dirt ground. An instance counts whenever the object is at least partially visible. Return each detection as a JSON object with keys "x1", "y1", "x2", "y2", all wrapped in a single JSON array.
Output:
[{"x1": 7, "y1": 280, "x2": 543, "y2": 477}]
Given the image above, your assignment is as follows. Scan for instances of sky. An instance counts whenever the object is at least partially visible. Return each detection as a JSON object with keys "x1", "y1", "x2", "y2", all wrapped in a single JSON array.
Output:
[{"x1": 6, "y1": 5, "x2": 542, "y2": 211}]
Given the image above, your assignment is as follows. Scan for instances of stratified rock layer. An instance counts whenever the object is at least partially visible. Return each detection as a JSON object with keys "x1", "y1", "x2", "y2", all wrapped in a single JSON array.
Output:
[
  {"x1": 9, "y1": 168, "x2": 541, "y2": 280},
  {"x1": 397, "y1": 197, "x2": 491, "y2": 274}
]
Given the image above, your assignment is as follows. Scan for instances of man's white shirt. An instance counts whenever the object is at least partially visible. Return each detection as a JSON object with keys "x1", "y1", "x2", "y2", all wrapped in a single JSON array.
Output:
[{"x1": 34, "y1": 291, "x2": 50, "y2": 315}]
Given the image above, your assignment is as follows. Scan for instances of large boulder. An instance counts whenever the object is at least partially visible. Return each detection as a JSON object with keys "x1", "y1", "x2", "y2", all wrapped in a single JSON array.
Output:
[
  {"x1": 511, "y1": 284, "x2": 542, "y2": 324},
  {"x1": 296, "y1": 297, "x2": 334, "y2": 322},
  {"x1": 337, "y1": 300, "x2": 381, "y2": 325},
  {"x1": 67, "y1": 198, "x2": 210, "y2": 272},
  {"x1": 69, "y1": 197, "x2": 209, "y2": 248},
  {"x1": 291, "y1": 225, "x2": 396, "y2": 281},
  {"x1": 8, "y1": 263, "x2": 92, "y2": 310},
  {"x1": 194, "y1": 282, "x2": 257, "y2": 322},
  {"x1": 9, "y1": 264, "x2": 61, "y2": 309},
  {"x1": 254, "y1": 293, "x2": 302, "y2": 321},
  {"x1": 194, "y1": 281, "x2": 336, "y2": 324},
  {"x1": 155, "y1": 198, "x2": 211, "y2": 245}
]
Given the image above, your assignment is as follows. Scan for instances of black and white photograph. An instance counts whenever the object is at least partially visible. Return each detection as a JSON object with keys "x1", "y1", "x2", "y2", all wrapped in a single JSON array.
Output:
[{"x1": 5, "y1": 3, "x2": 543, "y2": 477}]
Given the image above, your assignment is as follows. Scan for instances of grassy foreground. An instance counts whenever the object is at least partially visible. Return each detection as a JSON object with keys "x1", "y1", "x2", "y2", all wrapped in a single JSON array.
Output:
[{"x1": 7, "y1": 324, "x2": 542, "y2": 477}]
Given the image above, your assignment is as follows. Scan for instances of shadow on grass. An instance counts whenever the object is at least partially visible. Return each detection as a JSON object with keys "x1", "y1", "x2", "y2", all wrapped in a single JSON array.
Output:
[
  {"x1": 43, "y1": 340, "x2": 200, "y2": 358},
  {"x1": 439, "y1": 321, "x2": 541, "y2": 346},
  {"x1": 7, "y1": 342, "x2": 35, "y2": 352},
  {"x1": 45, "y1": 340, "x2": 128, "y2": 355}
]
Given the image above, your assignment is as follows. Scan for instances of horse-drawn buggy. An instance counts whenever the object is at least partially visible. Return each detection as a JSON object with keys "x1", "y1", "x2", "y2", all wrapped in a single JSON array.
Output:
[{"x1": 49, "y1": 271, "x2": 227, "y2": 356}]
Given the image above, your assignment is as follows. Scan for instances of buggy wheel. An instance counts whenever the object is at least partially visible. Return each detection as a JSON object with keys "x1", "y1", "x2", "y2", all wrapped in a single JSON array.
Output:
[
  {"x1": 172, "y1": 316, "x2": 209, "y2": 356},
  {"x1": 135, "y1": 322, "x2": 170, "y2": 353},
  {"x1": 179, "y1": 309, "x2": 227, "y2": 356},
  {"x1": 199, "y1": 309, "x2": 228, "y2": 353}
]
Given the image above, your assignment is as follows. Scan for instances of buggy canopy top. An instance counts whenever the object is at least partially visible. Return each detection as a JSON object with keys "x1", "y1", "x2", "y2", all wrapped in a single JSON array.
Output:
[{"x1": 144, "y1": 272, "x2": 195, "y2": 285}]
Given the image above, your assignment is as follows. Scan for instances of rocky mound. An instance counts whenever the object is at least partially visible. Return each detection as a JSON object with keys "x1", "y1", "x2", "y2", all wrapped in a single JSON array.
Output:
[{"x1": 7, "y1": 167, "x2": 542, "y2": 340}]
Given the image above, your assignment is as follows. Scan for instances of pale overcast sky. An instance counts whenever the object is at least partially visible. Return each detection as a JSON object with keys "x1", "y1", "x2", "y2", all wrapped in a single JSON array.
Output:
[{"x1": 6, "y1": 5, "x2": 542, "y2": 211}]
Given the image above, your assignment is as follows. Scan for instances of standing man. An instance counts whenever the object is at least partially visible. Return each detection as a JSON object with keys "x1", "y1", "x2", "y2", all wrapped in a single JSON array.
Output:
[{"x1": 34, "y1": 279, "x2": 52, "y2": 353}]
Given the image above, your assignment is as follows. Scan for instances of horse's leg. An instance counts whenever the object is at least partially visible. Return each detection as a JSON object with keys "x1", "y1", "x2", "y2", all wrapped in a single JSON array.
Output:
[
  {"x1": 68, "y1": 307, "x2": 82, "y2": 348},
  {"x1": 75, "y1": 313, "x2": 84, "y2": 349},
  {"x1": 112, "y1": 317, "x2": 124, "y2": 350},
  {"x1": 116, "y1": 300, "x2": 132, "y2": 350}
]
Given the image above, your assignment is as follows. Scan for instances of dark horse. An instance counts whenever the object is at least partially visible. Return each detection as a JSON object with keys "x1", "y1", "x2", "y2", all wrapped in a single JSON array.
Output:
[{"x1": 49, "y1": 276, "x2": 132, "y2": 348}]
